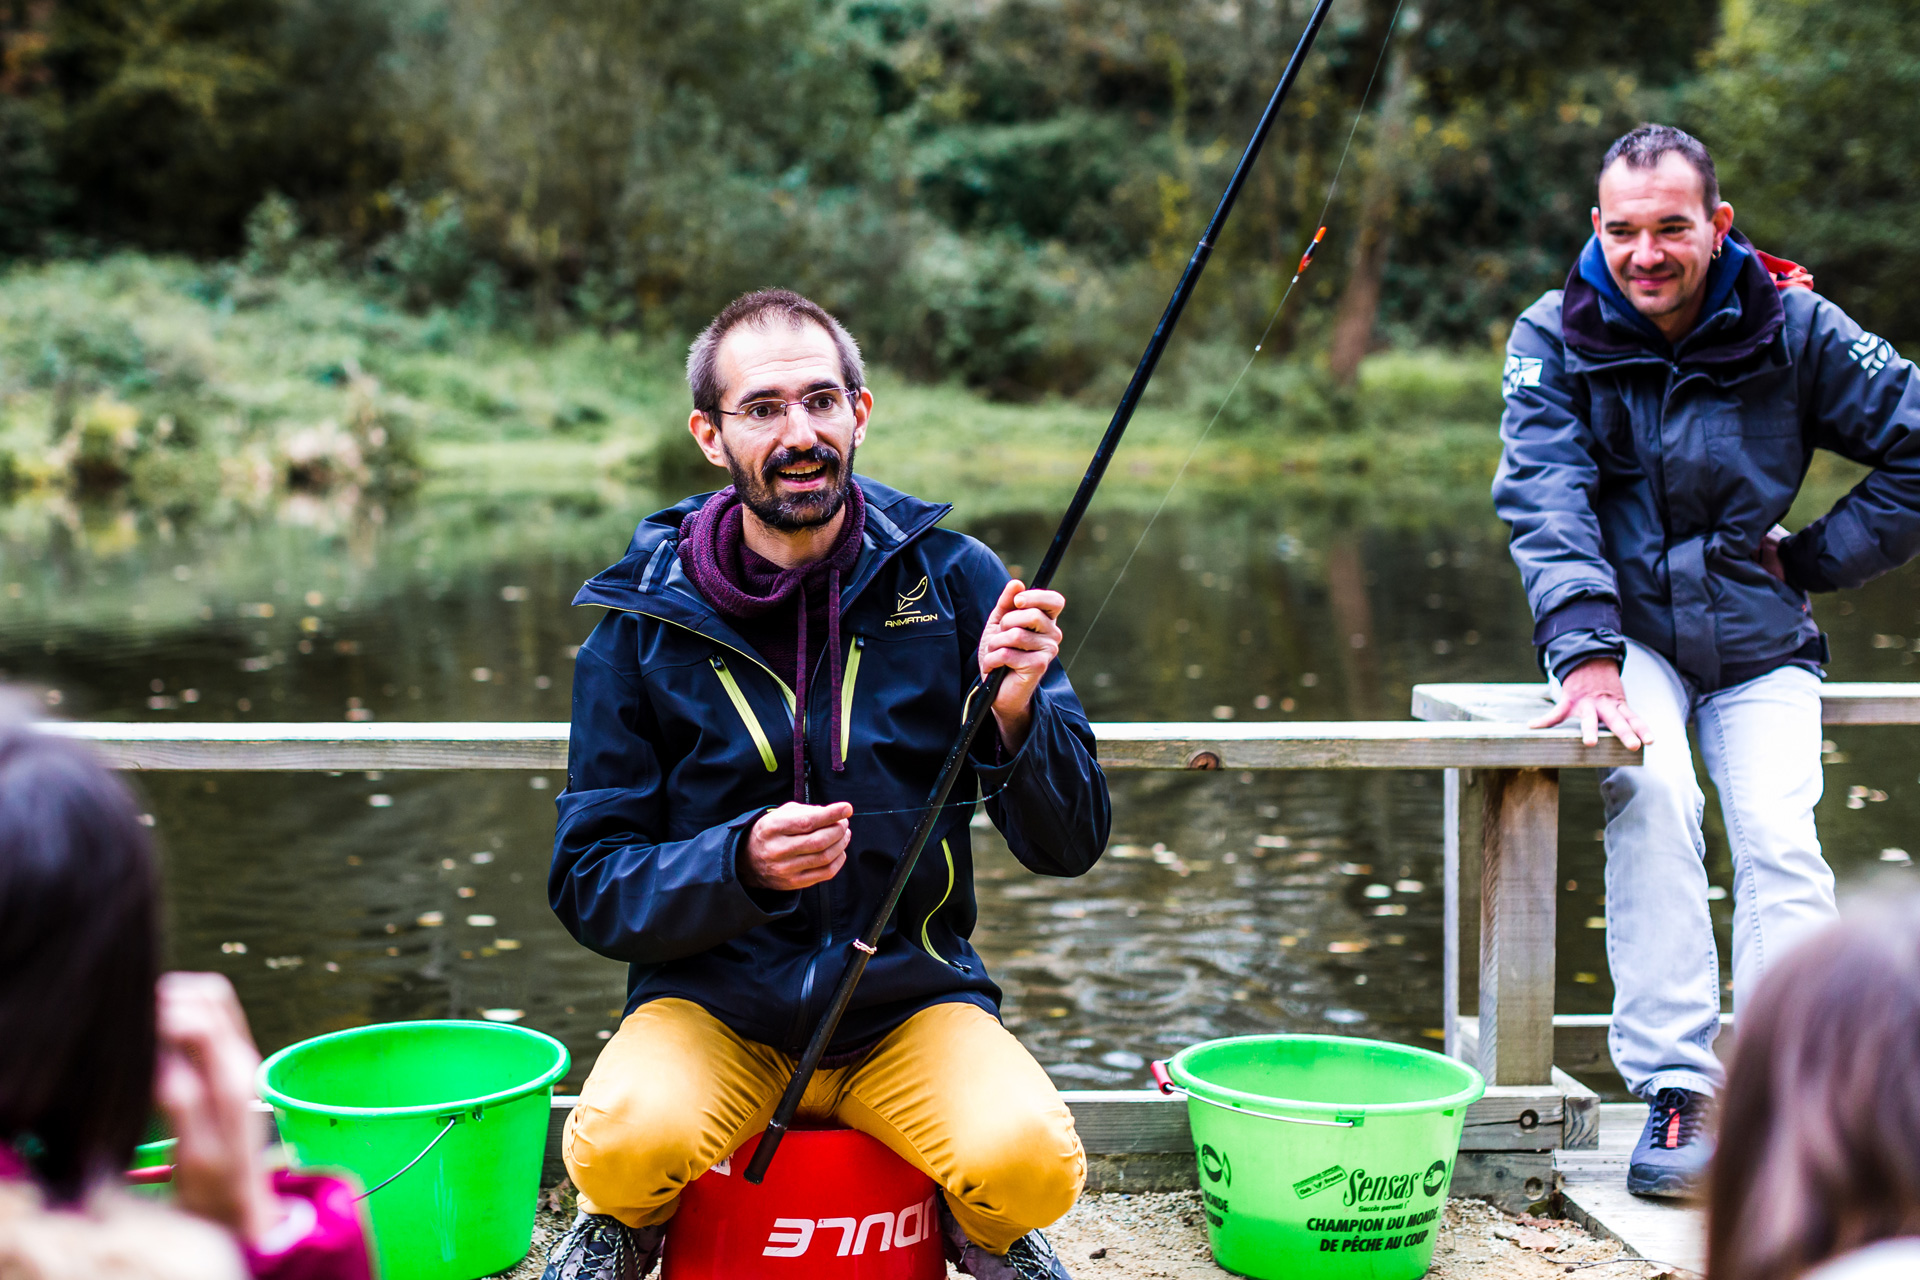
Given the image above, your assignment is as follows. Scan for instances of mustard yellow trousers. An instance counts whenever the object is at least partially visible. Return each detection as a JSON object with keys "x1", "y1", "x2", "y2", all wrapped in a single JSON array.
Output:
[{"x1": 562, "y1": 998, "x2": 1085, "y2": 1254}]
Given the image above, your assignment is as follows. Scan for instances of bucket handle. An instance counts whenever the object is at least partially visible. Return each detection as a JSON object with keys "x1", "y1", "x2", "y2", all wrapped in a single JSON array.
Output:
[
  {"x1": 1150, "y1": 1061, "x2": 1360, "y2": 1128},
  {"x1": 355, "y1": 1113, "x2": 463, "y2": 1201}
]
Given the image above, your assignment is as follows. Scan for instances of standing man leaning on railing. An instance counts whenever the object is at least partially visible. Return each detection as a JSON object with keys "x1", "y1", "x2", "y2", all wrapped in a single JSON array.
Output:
[
  {"x1": 540, "y1": 289, "x2": 1109, "y2": 1280},
  {"x1": 1494, "y1": 125, "x2": 1920, "y2": 1199}
]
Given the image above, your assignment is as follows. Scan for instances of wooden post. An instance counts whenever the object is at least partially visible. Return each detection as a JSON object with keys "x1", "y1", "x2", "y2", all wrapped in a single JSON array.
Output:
[
  {"x1": 1478, "y1": 768, "x2": 1558, "y2": 1086},
  {"x1": 1443, "y1": 768, "x2": 1484, "y2": 1061}
]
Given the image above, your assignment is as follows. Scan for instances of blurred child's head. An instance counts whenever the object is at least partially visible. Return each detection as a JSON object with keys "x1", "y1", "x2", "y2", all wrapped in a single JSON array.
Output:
[
  {"x1": 1710, "y1": 901, "x2": 1920, "y2": 1280},
  {"x1": 0, "y1": 706, "x2": 160, "y2": 1204}
]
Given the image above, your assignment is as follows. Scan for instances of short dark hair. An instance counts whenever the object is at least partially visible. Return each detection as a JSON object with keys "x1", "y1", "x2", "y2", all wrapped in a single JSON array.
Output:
[
  {"x1": 1598, "y1": 124, "x2": 1719, "y2": 212},
  {"x1": 0, "y1": 707, "x2": 160, "y2": 1204},
  {"x1": 686, "y1": 288, "x2": 865, "y2": 418},
  {"x1": 1708, "y1": 901, "x2": 1920, "y2": 1280}
]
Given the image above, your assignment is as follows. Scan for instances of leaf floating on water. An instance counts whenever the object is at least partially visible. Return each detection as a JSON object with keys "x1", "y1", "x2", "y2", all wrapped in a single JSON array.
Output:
[
  {"x1": 1323, "y1": 1008, "x2": 1366, "y2": 1024},
  {"x1": 1585, "y1": 916, "x2": 1607, "y2": 929},
  {"x1": 368, "y1": 794, "x2": 393, "y2": 808},
  {"x1": 1106, "y1": 844, "x2": 1152, "y2": 859},
  {"x1": 1363, "y1": 884, "x2": 1392, "y2": 899},
  {"x1": 417, "y1": 911, "x2": 445, "y2": 927},
  {"x1": 1881, "y1": 847, "x2": 1913, "y2": 864},
  {"x1": 1394, "y1": 879, "x2": 1424, "y2": 893},
  {"x1": 1370, "y1": 904, "x2": 1406, "y2": 917},
  {"x1": 220, "y1": 941, "x2": 248, "y2": 954},
  {"x1": 1327, "y1": 940, "x2": 1369, "y2": 954},
  {"x1": 1253, "y1": 834, "x2": 1291, "y2": 849},
  {"x1": 466, "y1": 914, "x2": 497, "y2": 927},
  {"x1": 479, "y1": 1009, "x2": 524, "y2": 1023},
  {"x1": 264, "y1": 955, "x2": 303, "y2": 970},
  {"x1": 494, "y1": 939, "x2": 521, "y2": 951},
  {"x1": 470, "y1": 851, "x2": 494, "y2": 864},
  {"x1": 1336, "y1": 862, "x2": 1372, "y2": 876}
]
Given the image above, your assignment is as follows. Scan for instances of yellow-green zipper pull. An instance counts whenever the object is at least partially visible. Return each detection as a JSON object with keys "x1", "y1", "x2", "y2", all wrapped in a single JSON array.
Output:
[
  {"x1": 840, "y1": 635, "x2": 865, "y2": 762},
  {"x1": 919, "y1": 839, "x2": 963, "y2": 969},
  {"x1": 711, "y1": 656, "x2": 779, "y2": 773}
]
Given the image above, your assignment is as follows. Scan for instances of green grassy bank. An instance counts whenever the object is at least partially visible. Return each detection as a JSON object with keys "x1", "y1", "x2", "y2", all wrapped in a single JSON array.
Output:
[
  {"x1": 0, "y1": 254, "x2": 1521, "y2": 517},
  {"x1": 0, "y1": 253, "x2": 1870, "y2": 529}
]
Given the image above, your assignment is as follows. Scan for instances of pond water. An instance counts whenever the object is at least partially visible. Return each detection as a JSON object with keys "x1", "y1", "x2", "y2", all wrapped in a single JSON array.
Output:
[{"x1": 2, "y1": 467, "x2": 1917, "y2": 1098}]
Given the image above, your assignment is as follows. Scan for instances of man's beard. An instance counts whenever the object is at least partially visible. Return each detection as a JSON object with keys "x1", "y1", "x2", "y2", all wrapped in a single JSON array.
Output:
[{"x1": 723, "y1": 441, "x2": 856, "y2": 531}]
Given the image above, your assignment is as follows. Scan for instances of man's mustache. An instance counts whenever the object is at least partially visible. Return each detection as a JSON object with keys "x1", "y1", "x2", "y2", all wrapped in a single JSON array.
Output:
[{"x1": 761, "y1": 446, "x2": 842, "y2": 485}]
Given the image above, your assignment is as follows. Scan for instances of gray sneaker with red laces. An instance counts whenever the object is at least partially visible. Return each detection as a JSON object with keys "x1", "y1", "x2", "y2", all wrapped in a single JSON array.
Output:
[{"x1": 1627, "y1": 1087, "x2": 1713, "y2": 1198}]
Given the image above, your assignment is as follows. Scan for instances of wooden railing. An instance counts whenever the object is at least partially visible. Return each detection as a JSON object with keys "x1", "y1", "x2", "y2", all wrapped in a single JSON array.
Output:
[
  {"x1": 1412, "y1": 682, "x2": 1920, "y2": 1095},
  {"x1": 62, "y1": 692, "x2": 1908, "y2": 1198}
]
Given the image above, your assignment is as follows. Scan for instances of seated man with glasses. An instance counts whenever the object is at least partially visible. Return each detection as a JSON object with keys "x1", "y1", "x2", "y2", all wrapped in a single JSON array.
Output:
[{"x1": 542, "y1": 288, "x2": 1110, "y2": 1280}]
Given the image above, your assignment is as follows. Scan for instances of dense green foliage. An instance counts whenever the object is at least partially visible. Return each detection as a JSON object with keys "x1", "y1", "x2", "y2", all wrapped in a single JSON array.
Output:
[
  {"x1": 1690, "y1": 0, "x2": 1920, "y2": 344},
  {"x1": 0, "y1": 0, "x2": 1910, "y2": 396}
]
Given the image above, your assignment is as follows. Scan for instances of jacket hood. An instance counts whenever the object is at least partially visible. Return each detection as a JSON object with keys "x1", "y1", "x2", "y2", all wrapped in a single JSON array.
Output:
[
  {"x1": 1562, "y1": 227, "x2": 1785, "y2": 370},
  {"x1": 574, "y1": 475, "x2": 952, "y2": 615}
]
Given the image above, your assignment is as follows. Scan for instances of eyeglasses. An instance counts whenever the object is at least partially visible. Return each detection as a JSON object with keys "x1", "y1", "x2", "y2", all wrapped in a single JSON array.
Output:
[{"x1": 713, "y1": 386, "x2": 856, "y2": 426}]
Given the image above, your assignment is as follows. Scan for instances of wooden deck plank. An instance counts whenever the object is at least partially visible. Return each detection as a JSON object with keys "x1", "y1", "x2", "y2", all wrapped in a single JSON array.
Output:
[
  {"x1": 45, "y1": 720, "x2": 1639, "y2": 771},
  {"x1": 532, "y1": 1087, "x2": 1581, "y2": 1165},
  {"x1": 1556, "y1": 1104, "x2": 1705, "y2": 1275},
  {"x1": 1415, "y1": 681, "x2": 1920, "y2": 727}
]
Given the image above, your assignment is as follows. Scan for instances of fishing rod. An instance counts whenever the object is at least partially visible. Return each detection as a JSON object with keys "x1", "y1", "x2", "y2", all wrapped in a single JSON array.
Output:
[{"x1": 744, "y1": 0, "x2": 1338, "y2": 1184}]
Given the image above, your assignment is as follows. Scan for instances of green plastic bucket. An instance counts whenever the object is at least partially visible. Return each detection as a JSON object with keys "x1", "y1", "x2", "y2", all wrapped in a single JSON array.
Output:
[
  {"x1": 258, "y1": 1020, "x2": 569, "y2": 1280},
  {"x1": 1156, "y1": 1035, "x2": 1485, "y2": 1280}
]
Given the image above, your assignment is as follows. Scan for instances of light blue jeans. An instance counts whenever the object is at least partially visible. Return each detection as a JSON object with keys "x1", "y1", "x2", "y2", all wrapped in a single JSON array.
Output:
[{"x1": 1596, "y1": 639, "x2": 1836, "y2": 1098}]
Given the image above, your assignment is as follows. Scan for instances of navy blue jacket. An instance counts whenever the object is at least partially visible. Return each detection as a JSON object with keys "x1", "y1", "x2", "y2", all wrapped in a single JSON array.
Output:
[
  {"x1": 1494, "y1": 231, "x2": 1920, "y2": 691},
  {"x1": 551, "y1": 477, "x2": 1111, "y2": 1055}
]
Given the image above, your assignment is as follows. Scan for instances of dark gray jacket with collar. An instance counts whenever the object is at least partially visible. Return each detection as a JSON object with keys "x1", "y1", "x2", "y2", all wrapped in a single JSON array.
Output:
[{"x1": 1493, "y1": 232, "x2": 1920, "y2": 692}]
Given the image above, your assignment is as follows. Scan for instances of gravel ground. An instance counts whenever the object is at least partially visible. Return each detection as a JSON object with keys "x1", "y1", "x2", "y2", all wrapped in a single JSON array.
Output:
[{"x1": 498, "y1": 1184, "x2": 1686, "y2": 1279}]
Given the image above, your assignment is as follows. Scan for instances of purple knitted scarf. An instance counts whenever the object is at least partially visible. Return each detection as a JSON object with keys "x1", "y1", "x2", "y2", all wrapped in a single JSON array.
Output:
[{"x1": 678, "y1": 483, "x2": 866, "y2": 800}]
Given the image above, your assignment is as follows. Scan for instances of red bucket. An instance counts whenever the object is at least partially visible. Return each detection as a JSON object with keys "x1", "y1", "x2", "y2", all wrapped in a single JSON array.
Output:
[{"x1": 663, "y1": 1128, "x2": 945, "y2": 1279}]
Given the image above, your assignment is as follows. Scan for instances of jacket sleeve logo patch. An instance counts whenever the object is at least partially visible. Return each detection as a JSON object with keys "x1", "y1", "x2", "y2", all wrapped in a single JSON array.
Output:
[
  {"x1": 1503, "y1": 355, "x2": 1543, "y2": 397},
  {"x1": 1850, "y1": 331, "x2": 1893, "y2": 377},
  {"x1": 887, "y1": 575, "x2": 939, "y2": 628}
]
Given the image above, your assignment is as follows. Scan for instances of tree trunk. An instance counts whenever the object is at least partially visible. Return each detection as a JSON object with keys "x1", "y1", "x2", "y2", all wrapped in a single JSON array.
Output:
[{"x1": 1328, "y1": 42, "x2": 1412, "y2": 386}]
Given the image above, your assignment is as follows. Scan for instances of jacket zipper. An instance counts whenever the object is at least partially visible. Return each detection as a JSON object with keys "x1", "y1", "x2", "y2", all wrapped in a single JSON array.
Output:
[
  {"x1": 600, "y1": 604, "x2": 884, "y2": 1047},
  {"x1": 709, "y1": 656, "x2": 780, "y2": 773},
  {"x1": 918, "y1": 839, "x2": 964, "y2": 969},
  {"x1": 840, "y1": 635, "x2": 864, "y2": 760}
]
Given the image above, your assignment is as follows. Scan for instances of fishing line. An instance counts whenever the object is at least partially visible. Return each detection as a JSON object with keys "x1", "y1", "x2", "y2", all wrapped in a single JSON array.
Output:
[
  {"x1": 849, "y1": 779, "x2": 1012, "y2": 821},
  {"x1": 1066, "y1": 0, "x2": 1407, "y2": 673}
]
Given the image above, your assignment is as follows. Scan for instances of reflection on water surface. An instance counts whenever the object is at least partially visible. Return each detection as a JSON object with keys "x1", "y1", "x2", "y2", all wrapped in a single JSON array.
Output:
[{"x1": 2, "y1": 477, "x2": 1917, "y2": 1097}]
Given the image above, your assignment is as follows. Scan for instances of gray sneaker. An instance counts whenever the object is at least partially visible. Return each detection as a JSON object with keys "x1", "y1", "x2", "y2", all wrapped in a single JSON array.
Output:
[
  {"x1": 1626, "y1": 1087, "x2": 1713, "y2": 1199},
  {"x1": 939, "y1": 1199, "x2": 1074, "y2": 1279},
  {"x1": 539, "y1": 1211, "x2": 664, "y2": 1280}
]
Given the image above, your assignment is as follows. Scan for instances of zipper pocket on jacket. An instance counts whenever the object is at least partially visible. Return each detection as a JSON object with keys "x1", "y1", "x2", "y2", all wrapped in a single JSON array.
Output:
[
  {"x1": 840, "y1": 635, "x2": 865, "y2": 760},
  {"x1": 918, "y1": 839, "x2": 963, "y2": 968},
  {"x1": 710, "y1": 655, "x2": 778, "y2": 773}
]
